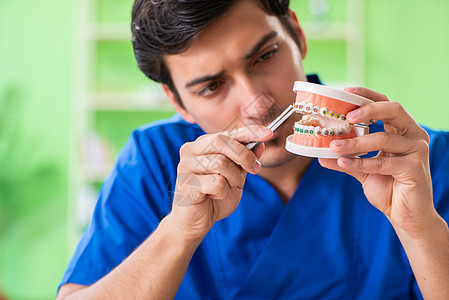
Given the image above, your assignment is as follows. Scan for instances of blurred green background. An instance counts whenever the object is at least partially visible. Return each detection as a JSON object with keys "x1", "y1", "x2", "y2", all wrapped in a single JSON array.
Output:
[{"x1": 0, "y1": 0, "x2": 448, "y2": 299}]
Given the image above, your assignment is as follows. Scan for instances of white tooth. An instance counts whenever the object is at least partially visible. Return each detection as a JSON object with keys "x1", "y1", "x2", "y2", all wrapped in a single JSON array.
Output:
[
  {"x1": 298, "y1": 101, "x2": 305, "y2": 112},
  {"x1": 308, "y1": 126, "x2": 315, "y2": 135},
  {"x1": 328, "y1": 111, "x2": 335, "y2": 119},
  {"x1": 305, "y1": 102, "x2": 313, "y2": 114},
  {"x1": 299, "y1": 125, "x2": 304, "y2": 134},
  {"x1": 294, "y1": 103, "x2": 300, "y2": 113},
  {"x1": 334, "y1": 112, "x2": 340, "y2": 120},
  {"x1": 339, "y1": 114, "x2": 347, "y2": 121},
  {"x1": 329, "y1": 128, "x2": 336, "y2": 137},
  {"x1": 322, "y1": 128, "x2": 329, "y2": 136},
  {"x1": 312, "y1": 106, "x2": 320, "y2": 115},
  {"x1": 343, "y1": 125, "x2": 352, "y2": 134},
  {"x1": 336, "y1": 127, "x2": 344, "y2": 136},
  {"x1": 304, "y1": 126, "x2": 309, "y2": 134},
  {"x1": 320, "y1": 107, "x2": 328, "y2": 117},
  {"x1": 300, "y1": 115, "x2": 312, "y2": 124},
  {"x1": 315, "y1": 126, "x2": 322, "y2": 137}
]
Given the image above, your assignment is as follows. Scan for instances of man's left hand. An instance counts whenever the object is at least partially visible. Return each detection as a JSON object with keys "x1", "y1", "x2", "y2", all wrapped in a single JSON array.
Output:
[{"x1": 319, "y1": 87, "x2": 437, "y2": 239}]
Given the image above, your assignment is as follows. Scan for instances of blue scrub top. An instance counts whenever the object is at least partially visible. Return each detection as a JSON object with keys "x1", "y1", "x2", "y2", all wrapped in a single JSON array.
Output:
[{"x1": 59, "y1": 90, "x2": 449, "y2": 300}]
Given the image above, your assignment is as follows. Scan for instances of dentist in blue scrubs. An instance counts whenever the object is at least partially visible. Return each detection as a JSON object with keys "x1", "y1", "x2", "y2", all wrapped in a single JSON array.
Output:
[{"x1": 57, "y1": 0, "x2": 449, "y2": 299}]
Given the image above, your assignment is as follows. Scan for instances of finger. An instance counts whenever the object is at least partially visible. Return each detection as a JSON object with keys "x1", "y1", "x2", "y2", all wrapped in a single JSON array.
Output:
[
  {"x1": 182, "y1": 154, "x2": 246, "y2": 188},
  {"x1": 186, "y1": 133, "x2": 267, "y2": 174},
  {"x1": 222, "y1": 125, "x2": 273, "y2": 144},
  {"x1": 345, "y1": 101, "x2": 425, "y2": 138},
  {"x1": 253, "y1": 142, "x2": 265, "y2": 160},
  {"x1": 329, "y1": 132, "x2": 421, "y2": 156},
  {"x1": 176, "y1": 173, "x2": 231, "y2": 204},
  {"x1": 197, "y1": 125, "x2": 273, "y2": 144},
  {"x1": 335, "y1": 156, "x2": 410, "y2": 177},
  {"x1": 199, "y1": 174, "x2": 231, "y2": 200},
  {"x1": 344, "y1": 87, "x2": 389, "y2": 103}
]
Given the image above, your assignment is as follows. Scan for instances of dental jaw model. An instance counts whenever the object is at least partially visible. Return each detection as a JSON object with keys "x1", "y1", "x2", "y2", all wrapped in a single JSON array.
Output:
[{"x1": 285, "y1": 81, "x2": 373, "y2": 158}]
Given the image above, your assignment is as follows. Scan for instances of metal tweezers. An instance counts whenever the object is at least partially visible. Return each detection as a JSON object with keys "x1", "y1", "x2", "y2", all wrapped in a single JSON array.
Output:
[
  {"x1": 245, "y1": 104, "x2": 374, "y2": 151},
  {"x1": 246, "y1": 104, "x2": 295, "y2": 151}
]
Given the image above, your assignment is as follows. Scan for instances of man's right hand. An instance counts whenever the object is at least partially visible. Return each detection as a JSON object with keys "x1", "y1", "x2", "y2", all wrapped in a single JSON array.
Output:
[{"x1": 167, "y1": 125, "x2": 273, "y2": 243}]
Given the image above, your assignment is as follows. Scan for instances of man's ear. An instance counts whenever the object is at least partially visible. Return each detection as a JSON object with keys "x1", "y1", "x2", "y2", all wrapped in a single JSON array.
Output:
[
  {"x1": 162, "y1": 84, "x2": 196, "y2": 124},
  {"x1": 288, "y1": 9, "x2": 308, "y2": 60}
]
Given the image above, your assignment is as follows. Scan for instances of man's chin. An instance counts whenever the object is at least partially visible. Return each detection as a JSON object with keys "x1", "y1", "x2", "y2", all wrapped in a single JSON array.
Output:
[{"x1": 260, "y1": 137, "x2": 296, "y2": 168}]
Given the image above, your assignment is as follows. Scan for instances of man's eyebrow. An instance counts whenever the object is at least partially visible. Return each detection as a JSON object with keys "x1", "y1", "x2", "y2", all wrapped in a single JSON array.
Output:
[
  {"x1": 184, "y1": 31, "x2": 277, "y2": 89},
  {"x1": 244, "y1": 31, "x2": 278, "y2": 60},
  {"x1": 185, "y1": 71, "x2": 225, "y2": 88}
]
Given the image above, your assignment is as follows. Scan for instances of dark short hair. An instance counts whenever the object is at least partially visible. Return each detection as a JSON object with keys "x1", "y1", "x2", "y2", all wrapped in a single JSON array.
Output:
[{"x1": 131, "y1": 0, "x2": 300, "y2": 108}]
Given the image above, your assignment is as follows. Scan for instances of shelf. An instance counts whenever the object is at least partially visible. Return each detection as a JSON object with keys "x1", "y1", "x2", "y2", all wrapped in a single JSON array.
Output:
[{"x1": 87, "y1": 91, "x2": 174, "y2": 111}]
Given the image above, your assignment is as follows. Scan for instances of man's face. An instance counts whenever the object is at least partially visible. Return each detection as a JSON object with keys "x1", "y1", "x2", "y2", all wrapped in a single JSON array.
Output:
[{"x1": 165, "y1": 0, "x2": 307, "y2": 168}]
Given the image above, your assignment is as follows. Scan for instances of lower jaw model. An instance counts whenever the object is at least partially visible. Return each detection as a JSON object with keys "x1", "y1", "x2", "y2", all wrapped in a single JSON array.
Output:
[{"x1": 285, "y1": 81, "x2": 373, "y2": 159}]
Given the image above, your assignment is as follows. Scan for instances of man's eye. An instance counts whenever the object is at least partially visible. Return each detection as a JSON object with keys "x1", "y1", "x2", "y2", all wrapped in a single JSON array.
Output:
[
  {"x1": 198, "y1": 81, "x2": 222, "y2": 97},
  {"x1": 256, "y1": 49, "x2": 278, "y2": 63}
]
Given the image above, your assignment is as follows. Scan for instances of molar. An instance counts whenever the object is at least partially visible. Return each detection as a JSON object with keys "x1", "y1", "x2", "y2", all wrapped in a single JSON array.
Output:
[{"x1": 336, "y1": 127, "x2": 343, "y2": 136}]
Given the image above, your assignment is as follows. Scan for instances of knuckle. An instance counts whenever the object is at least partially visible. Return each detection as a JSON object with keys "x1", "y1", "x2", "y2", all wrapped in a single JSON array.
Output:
[
  {"x1": 179, "y1": 142, "x2": 191, "y2": 157},
  {"x1": 391, "y1": 101, "x2": 404, "y2": 112},
  {"x1": 420, "y1": 129, "x2": 430, "y2": 144},
  {"x1": 214, "y1": 175, "x2": 227, "y2": 191},
  {"x1": 351, "y1": 136, "x2": 361, "y2": 149},
  {"x1": 406, "y1": 154, "x2": 426, "y2": 171},
  {"x1": 177, "y1": 161, "x2": 185, "y2": 173},
  {"x1": 415, "y1": 139, "x2": 429, "y2": 155},
  {"x1": 216, "y1": 156, "x2": 229, "y2": 171},
  {"x1": 212, "y1": 134, "x2": 227, "y2": 150},
  {"x1": 377, "y1": 156, "x2": 388, "y2": 171},
  {"x1": 366, "y1": 102, "x2": 376, "y2": 114},
  {"x1": 379, "y1": 132, "x2": 392, "y2": 146}
]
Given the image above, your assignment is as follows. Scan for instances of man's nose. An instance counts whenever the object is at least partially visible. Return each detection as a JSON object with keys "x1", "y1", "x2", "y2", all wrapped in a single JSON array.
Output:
[{"x1": 236, "y1": 78, "x2": 275, "y2": 121}]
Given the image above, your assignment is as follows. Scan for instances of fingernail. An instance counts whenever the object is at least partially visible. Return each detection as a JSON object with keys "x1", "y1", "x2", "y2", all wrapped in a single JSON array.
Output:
[
  {"x1": 339, "y1": 157, "x2": 351, "y2": 164},
  {"x1": 258, "y1": 127, "x2": 271, "y2": 136},
  {"x1": 333, "y1": 139, "x2": 345, "y2": 146},
  {"x1": 347, "y1": 109, "x2": 360, "y2": 120},
  {"x1": 345, "y1": 87, "x2": 357, "y2": 92},
  {"x1": 253, "y1": 159, "x2": 261, "y2": 172}
]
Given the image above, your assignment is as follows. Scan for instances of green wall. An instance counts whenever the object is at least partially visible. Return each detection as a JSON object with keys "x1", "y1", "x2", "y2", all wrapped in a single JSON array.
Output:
[
  {"x1": 364, "y1": 0, "x2": 449, "y2": 130},
  {"x1": 0, "y1": 0, "x2": 73, "y2": 298},
  {"x1": 291, "y1": 0, "x2": 449, "y2": 130}
]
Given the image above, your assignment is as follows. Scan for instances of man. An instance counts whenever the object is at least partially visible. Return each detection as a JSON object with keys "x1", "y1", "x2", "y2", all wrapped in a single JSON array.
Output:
[{"x1": 57, "y1": 0, "x2": 449, "y2": 299}]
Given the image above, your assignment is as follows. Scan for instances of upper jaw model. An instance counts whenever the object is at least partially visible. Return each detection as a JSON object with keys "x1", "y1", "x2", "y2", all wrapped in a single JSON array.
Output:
[{"x1": 285, "y1": 81, "x2": 373, "y2": 158}]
